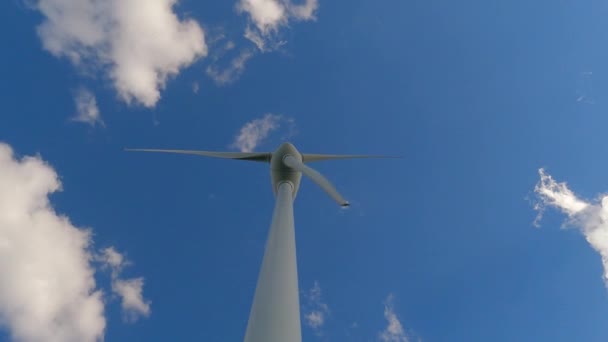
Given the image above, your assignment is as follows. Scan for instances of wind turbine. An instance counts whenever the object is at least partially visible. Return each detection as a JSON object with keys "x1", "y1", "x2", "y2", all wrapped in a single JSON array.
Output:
[{"x1": 127, "y1": 142, "x2": 394, "y2": 342}]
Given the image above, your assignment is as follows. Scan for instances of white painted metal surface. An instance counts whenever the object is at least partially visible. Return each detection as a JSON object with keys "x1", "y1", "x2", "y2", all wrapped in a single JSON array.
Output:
[{"x1": 244, "y1": 181, "x2": 301, "y2": 342}]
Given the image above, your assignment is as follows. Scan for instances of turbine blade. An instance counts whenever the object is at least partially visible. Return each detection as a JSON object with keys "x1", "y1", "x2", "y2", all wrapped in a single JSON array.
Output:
[
  {"x1": 125, "y1": 148, "x2": 271, "y2": 162},
  {"x1": 302, "y1": 154, "x2": 402, "y2": 162},
  {"x1": 283, "y1": 155, "x2": 350, "y2": 207}
]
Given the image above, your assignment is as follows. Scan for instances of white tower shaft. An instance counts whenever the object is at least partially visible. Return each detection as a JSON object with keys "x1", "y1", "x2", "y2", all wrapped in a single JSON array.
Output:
[{"x1": 244, "y1": 181, "x2": 301, "y2": 342}]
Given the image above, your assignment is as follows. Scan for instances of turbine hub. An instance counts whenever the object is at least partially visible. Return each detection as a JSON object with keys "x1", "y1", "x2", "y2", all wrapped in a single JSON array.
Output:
[{"x1": 270, "y1": 143, "x2": 302, "y2": 197}]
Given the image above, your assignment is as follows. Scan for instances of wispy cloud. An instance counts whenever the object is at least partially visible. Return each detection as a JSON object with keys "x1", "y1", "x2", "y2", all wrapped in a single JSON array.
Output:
[
  {"x1": 379, "y1": 294, "x2": 410, "y2": 342},
  {"x1": 204, "y1": 33, "x2": 255, "y2": 85},
  {"x1": 0, "y1": 142, "x2": 148, "y2": 342},
  {"x1": 99, "y1": 248, "x2": 151, "y2": 322},
  {"x1": 206, "y1": 49, "x2": 255, "y2": 86},
  {"x1": 203, "y1": 1, "x2": 318, "y2": 86},
  {"x1": 237, "y1": 0, "x2": 319, "y2": 51},
  {"x1": 33, "y1": 0, "x2": 207, "y2": 107},
  {"x1": 231, "y1": 113, "x2": 285, "y2": 152},
  {"x1": 303, "y1": 281, "x2": 330, "y2": 335},
  {"x1": 533, "y1": 168, "x2": 608, "y2": 286},
  {"x1": 288, "y1": 0, "x2": 319, "y2": 20},
  {"x1": 576, "y1": 71, "x2": 595, "y2": 104},
  {"x1": 72, "y1": 88, "x2": 103, "y2": 126}
]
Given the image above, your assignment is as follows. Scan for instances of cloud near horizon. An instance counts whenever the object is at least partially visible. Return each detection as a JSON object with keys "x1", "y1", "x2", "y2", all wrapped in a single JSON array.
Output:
[
  {"x1": 533, "y1": 168, "x2": 608, "y2": 287},
  {"x1": 0, "y1": 142, "x2": 149, "y2": 342},
  {"x1": 33, "y1": 0, "x2": 207, "y2": 107}
]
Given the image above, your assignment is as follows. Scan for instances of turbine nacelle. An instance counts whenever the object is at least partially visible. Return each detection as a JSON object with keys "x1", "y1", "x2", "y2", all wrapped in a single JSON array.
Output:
[{"x1": 270, "y1": 143, "x2": 303, "y2": 198}]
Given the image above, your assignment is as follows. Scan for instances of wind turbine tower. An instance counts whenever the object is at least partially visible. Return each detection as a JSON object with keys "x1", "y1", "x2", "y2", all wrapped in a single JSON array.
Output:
[{"x1": 127, "y1": 142, "x2": 392, "y2": 342}]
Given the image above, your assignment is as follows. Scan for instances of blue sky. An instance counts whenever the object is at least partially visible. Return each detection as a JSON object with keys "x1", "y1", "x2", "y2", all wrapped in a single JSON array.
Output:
[{"x1": 2, "y1": 0, "x2": 608, "y2": 341}]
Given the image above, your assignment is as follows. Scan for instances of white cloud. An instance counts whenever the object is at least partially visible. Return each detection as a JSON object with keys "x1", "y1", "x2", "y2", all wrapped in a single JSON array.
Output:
[
  {"x1": 99, "y1": 248, "x2": 151, "y2": 322},
  {"x1": 237, "y1": 0, "x2": 318, "y2": 51},
  {"x1": 0, "y1": 143, "x2": 105, "y2": 342},
  {"x1": 303, "y1": 281, "x2": 330, "y2": 334},
  {"x1": 243, "y1": 26, "x2": 268, "y2": 51},
  {"x1": 112, "y1": 278, "x2": 150, "y2": 322},
  {"x1": 72, "y1": 88, "x2": 103, "y2": 126},
  {"x1": 205, "y1": 34, "x2": 256, "y2": 85},
  {"x1": 100, "y1": 247, "x2": 125, "y2": 269},
  {"x1": 206, "y1": 49, "x2": 254, "y2": 86},
  {"x1": 237, "y1": 0, "x2": 287, "y2": 34},
  {"x1": 33, "y1": 0, "x2": 207, "y2": 107},
  {"x1": 231, "y1": 113, "x2": 283, "y2": 152},
  {"x1": 287, "y1": 0, "x2": 318, "y2": 20},
  {"x1": 379, "y1": 294, "x2": 410, "y2": 342},
  {"x1": 207, "y1": 0, "x2": 316, "y2": 85},
  {"x1": 534, "y1": 168, "x2": 588, "y2": 218},
  {"x1": 0, "y1": 143, "x2": 149, "y2": 342},
  {"x1": 533, "y1": 168, "x2": 608, "y2": 286},
  {"x1": 305, "y1": 311, "x2": 325, "y2": 329}
]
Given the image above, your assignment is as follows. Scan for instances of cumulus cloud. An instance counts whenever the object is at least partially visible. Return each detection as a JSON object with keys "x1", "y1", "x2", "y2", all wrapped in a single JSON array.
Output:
[
  {"x1": 0, "y1": 143, "x2": 105, "y2": 342},
  {"x1": 0, "y1": 143, "x2": 148, "y2": 342},
  {"x1": 72, "y1": 88, "x2": 103, "y2": 126},
  {"x1": 533, "y1": 168, "x2": 608, "y2": 286},
  {"x1": 237, "y1": 0, "x2": 319, "y2": 51},
  {"x1": 379, "y1": 294, "x2": 410, "y2": 342},
  {"x1": 206, "y1": 49, "x2": 254, "y2": 86},
  {"x1": 231, "y1": 113, "x2": 283, "y2": 152},
  {"x1": 99, "y1": 247, "x2": 151, "y2": 322},
  {"x1": 33, "y1": 0, "x2": 207, "y2": 107},
  {"x1": 303, "y1": 281, "x2": 330, "y2": 334}
]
